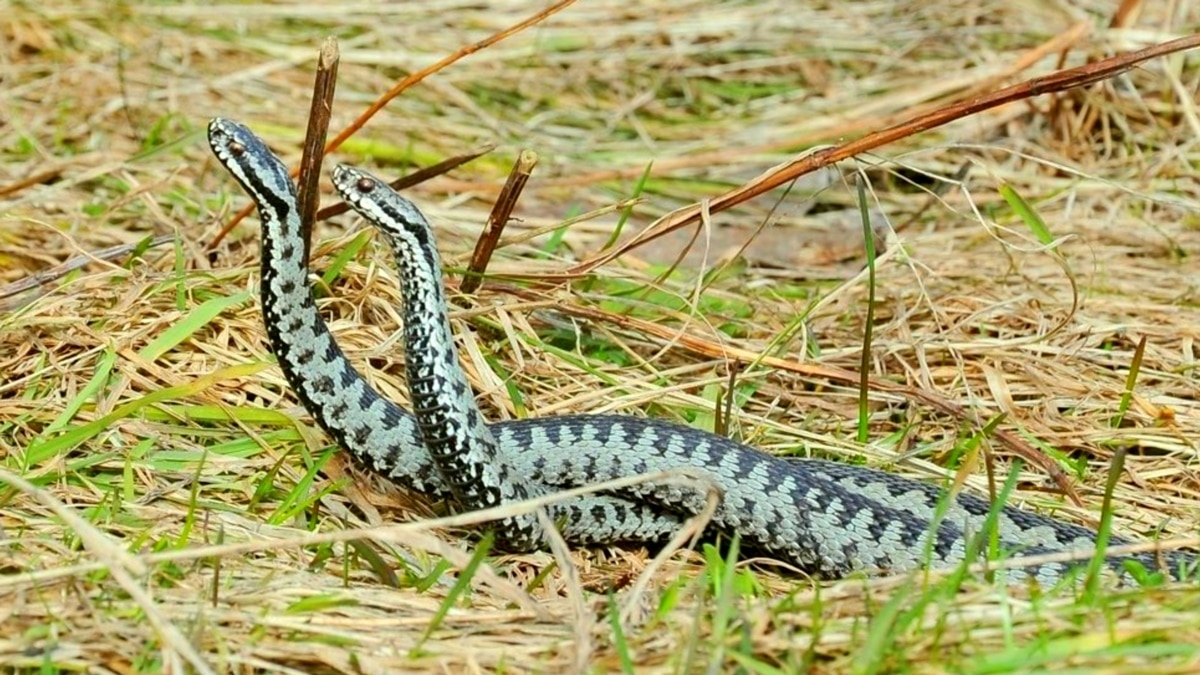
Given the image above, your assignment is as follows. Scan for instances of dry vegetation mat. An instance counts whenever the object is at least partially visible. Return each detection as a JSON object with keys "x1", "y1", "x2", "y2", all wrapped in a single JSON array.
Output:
[{"x1": 2, "y1": 1, "x2": 1200, "y2": 672}]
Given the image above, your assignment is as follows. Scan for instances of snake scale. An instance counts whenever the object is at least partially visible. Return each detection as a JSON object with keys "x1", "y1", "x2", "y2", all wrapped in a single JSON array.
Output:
[{"x1": 208, "y1": 117, "x2": 1196, "y2": 584}]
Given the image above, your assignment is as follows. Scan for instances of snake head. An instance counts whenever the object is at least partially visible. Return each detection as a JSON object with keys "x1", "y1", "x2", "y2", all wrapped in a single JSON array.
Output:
[
  {"x1": 207, "y1": 117, "x2": 296, "y2": 203},
  {"x1": 331, "y1": 164, "x2": 436, "y2": 252}
]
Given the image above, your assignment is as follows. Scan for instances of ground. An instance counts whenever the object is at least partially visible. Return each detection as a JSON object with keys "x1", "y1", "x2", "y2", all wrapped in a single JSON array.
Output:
[{"x1": 1, "y1": 1, "x2": 1199, "y2": 672}]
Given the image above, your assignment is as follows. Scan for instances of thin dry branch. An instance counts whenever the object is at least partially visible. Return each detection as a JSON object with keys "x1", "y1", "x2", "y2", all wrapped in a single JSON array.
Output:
[
  {"x1": 566, "y1": 34, "x2": 1200, "y2": 274},
  {"x1": 296, "y1": 37, "x2": 340, "y2": 250},
  {"x1": 462, "y1": 149, "x2": 539, "y2": 294}
]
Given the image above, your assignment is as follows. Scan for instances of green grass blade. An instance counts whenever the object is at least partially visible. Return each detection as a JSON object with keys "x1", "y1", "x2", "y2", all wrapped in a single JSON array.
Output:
[
  {"x1": 138, "y1": 291, "x2": 252, "y2": 361},
  {"x1": 999, "y1": 182, "x2": 1054, "y2": 246},
  {"x1": 1084, "y1": 448, "x2": 1126, "y2": 597},
  {"x1": 607, "y1": 592, "x2": 636, "y2": 675},
  {"x1": 344, "y1": 539, "x2": 401, "y2": 588},
  {"x1": 23, "y1": 362, "x2": 269, "y2": 468},
  {"x1": 1111, "y1": 335, "x2": 1147, "y2": 429},
  {"x1": 173, "y1": 236, "x2": 187, "y2": 310},
  {"x1": 727, "y1": 650, "x2": 790, "y2": 675},
  {"x1": 177, "y1": 449, "x2": 208, "y2": 547},
  {"x1": 538, "y1": 221, "x2": 570, "y2": 258},
  {"x1": 416, "y1": 532, "x2": 495, "y2": 651},
  {"x1": 139, "y1": 403, "x2": 294, "y2": 426},
  {"x1": 285, "y1": 593, "x2": 360, "y2": 614},
  {"x1": 320, "y1": 230, "x2": 374, "y2": 289},
  {"x1": 602, "y1": 161, "x2": 653, "y2": 251},
  {"x1": 856, "y1": 175, "x2": 876, "y2": 444},
  {"x1": 268, "y1": 447, "x2": 339, "y2": 525},
  {"x1": 46, "y1": 346, "x2": 117, "y2": 434}
]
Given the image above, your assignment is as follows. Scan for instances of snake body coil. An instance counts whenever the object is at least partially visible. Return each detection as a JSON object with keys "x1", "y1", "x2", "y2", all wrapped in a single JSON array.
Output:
[{"x1": 209, "y1": 117, "x2": 1196, "y2": 584}]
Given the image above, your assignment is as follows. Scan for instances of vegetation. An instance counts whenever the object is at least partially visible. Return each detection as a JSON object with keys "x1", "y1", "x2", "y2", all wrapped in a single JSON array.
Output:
[{"x1": 2, "y1": 1, "x2": 1198, "y2": 672}]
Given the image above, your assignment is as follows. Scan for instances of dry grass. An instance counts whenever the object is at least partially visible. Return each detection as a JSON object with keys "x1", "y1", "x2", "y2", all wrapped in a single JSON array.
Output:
[{"x1": 2, "y1": 0, "x2": 1200, "y2": 672}]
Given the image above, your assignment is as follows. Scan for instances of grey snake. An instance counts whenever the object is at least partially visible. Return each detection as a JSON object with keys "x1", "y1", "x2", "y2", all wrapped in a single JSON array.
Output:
[{"x1": 207, "y1": 117, "x2": 1197, "y2": 585}]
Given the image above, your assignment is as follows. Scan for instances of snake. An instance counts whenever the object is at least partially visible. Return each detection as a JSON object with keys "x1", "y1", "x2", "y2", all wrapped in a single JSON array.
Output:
[{"x1": 208, "y1": 116, "x2": 1197, "y2": 584}]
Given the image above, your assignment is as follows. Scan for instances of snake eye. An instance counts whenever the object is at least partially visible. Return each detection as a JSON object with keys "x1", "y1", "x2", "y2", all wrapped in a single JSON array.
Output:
[
  {"x1": 356, "y1": 177, "x2": 375, "y2": 193},
  {"x1": 229, "y1": 141, "x2": 246, "y2": 157}
]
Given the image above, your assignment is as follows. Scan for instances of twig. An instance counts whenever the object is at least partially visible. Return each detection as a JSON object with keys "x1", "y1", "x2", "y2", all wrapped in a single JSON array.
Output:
[
  {"x1": 296, "y1": 37, "x2": 340, "y2": 254},
  {"x1": 0, "y1": 166, "x2": 64, "y2": 198},
  {"x1": 0, "y1": 233, "x2": 177, "y2": 311},
  {"x1": 461, "y1": 149, "x2": 538, "y2": 294}
]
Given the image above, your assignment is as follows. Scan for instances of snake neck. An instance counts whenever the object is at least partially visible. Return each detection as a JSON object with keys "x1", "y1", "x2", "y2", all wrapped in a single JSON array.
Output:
[
  {"x1": 389, "y1": 233, "x2": 521, "y2": 512},
  {"x1": 329, "y1": 161, "x2": 551, "y2": 545}
]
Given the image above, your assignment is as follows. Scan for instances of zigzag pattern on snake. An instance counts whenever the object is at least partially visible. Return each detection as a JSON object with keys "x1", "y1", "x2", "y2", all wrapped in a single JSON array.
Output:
[{"x1": 208, "y1": 116, "x2": 1197, "y2": 584}]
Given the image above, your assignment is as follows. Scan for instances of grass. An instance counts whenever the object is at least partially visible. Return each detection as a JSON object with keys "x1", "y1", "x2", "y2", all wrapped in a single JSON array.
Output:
[{"x1": 2, "y1": 0, "x2": 1200, "y2": 672}]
